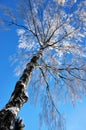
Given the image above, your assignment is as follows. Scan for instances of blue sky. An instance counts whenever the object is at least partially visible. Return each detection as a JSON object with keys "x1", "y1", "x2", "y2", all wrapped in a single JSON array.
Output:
[{"x1": 0, "y1": 1, "x2": 86, "y2": 130}]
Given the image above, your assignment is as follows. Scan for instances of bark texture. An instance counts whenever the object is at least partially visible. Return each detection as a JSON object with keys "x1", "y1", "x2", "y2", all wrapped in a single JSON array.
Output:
[{"x1": 0, "y1": 51, "x2": 42, "y2": 130}]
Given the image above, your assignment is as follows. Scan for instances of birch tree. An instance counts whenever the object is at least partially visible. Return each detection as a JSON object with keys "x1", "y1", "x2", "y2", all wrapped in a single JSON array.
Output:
[{"x1": 0, "y1": 0, "x2": 86, "y2": 130}]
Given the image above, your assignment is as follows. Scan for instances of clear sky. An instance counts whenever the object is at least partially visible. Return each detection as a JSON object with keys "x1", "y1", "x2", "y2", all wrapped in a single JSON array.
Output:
[{"x1": 0, "y1": 1, "x2": 86, "y2": 130}]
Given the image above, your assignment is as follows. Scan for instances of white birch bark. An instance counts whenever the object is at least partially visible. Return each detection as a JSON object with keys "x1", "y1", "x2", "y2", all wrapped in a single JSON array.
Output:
[{"x1": 0, "y1": 50, "x2": 42, "y2": 130}]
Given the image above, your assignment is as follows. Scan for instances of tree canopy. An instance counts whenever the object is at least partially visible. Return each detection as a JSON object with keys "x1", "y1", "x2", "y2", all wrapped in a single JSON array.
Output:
[{"x1": 0, "y1": 0, "x2": 86, "y2": 130}]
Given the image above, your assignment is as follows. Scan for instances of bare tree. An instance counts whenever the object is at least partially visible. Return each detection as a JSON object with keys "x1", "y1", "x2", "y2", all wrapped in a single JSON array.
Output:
[{"x1": 0, "y1": 0, "x2": 86, "y2": 130}]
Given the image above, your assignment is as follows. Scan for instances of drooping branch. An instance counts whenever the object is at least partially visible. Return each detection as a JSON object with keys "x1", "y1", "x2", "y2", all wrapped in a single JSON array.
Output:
[
  {"x1": 39, "y1": 68, "x2": 61, "y2": 115},
  {"x1": 39, "y1": 67, "x2": 65, "y2": 130}
]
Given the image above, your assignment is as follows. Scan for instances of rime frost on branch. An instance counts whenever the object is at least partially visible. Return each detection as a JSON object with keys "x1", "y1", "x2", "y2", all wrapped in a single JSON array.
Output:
[
  {"x1": 17, "y1": 29, "x2": 25, "y2": 36},
  {"x1": 54, "y1": 0, "x2": 77, "y2": 5}
]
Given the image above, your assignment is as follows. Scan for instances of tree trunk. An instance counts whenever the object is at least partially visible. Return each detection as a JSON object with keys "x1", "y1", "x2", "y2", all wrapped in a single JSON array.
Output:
[{"x1": 0, "y1": 50, "x2": 42, "y2": 130}]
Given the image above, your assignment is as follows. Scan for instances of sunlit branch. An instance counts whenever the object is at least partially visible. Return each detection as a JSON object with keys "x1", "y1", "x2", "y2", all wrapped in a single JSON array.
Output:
[
  {"x1": 27, "y1": 0, "x2": 43, "y2": 47},
  {"x1": 45, "y1": 17, "x2": 52, "y2": 39},
  {"x1": 2, "y1": 19, "x2": 37, "y2": 36},
  {"x1": 36, "y1": 25, "x2": 43, "y2": 43},
  {"x1": 45, "y1": 26, "x2": 79, "y2": 48},
  {"x1": 45, "y1": 21, "x2": 67, "y2": 43},
  {"x1": 27, "y1": 0, "x2": 36, "y2": 33},
  {"x1": 3, "y1": 18, "x2": 43, "y2": 47},
  {"x1": 40, "y1": 19, "x2": 46, "y2": 43}
]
